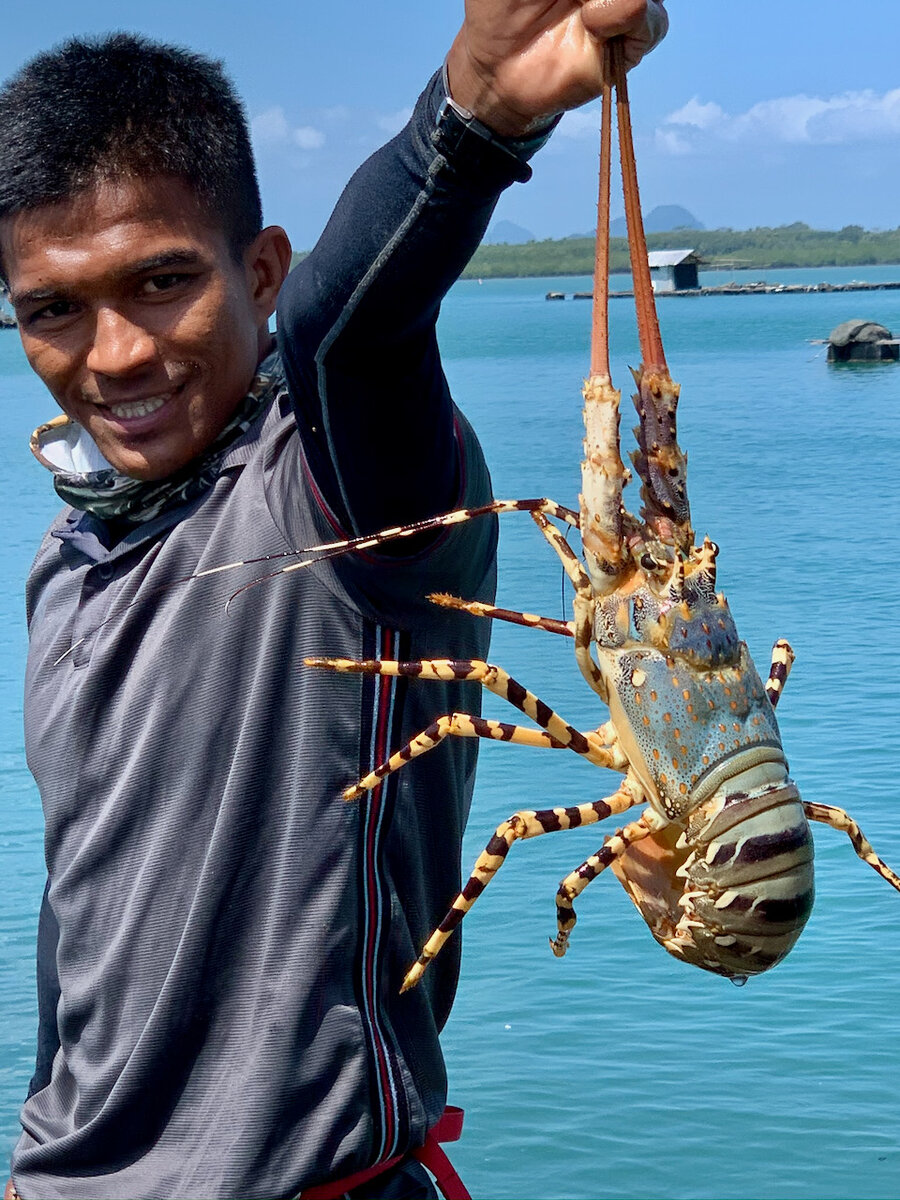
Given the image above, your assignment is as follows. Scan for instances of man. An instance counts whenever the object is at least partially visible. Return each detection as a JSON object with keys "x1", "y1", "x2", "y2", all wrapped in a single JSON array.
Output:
[{"x1": 0, "y1": 2, "x2": 666, "y2": 1196}]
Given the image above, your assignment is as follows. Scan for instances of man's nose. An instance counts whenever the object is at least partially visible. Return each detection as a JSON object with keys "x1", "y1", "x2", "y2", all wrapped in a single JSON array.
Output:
[{"x1": 85, "y1": 307, "x2": 157, "y2": 376}]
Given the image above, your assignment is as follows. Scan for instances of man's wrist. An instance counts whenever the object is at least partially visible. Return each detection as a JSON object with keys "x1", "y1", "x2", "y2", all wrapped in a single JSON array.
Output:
[{"x1": 432, "y1": 60, "x2": 559, "y2": 187}]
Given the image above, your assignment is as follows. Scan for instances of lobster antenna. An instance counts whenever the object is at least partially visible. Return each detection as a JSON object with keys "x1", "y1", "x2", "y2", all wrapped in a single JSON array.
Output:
[
  {"x1": 589, "y1": 50, "x2": 613, "y2": 380},
  {"x1": 611, "y1": 40, "x2": 666, "y2": 373}
]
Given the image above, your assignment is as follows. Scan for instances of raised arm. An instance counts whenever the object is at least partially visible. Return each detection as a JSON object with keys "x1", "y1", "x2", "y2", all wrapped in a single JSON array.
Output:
[{"x1": 276, "y1": 1, "x2": 667, "y2": 538}]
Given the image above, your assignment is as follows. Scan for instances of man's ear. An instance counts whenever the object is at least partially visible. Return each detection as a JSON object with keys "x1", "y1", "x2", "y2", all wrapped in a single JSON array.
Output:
[{"x1": 245, "y1": 225, "x2": 292, "y2": 322}]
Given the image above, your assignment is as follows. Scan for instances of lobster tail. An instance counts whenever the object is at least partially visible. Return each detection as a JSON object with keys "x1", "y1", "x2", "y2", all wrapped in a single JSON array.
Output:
[{"x1": 613, "y1": 783, "x2": 814, "y2": 979}]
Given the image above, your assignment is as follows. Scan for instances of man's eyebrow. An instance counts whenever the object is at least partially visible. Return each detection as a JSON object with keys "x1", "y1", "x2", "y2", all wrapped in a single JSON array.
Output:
[
  {"x1": 121, "y1": 250, "x2": 206, "y2": 276},
  {"x1": 10, "y1": 250, "x2": 206, "y2": 306}
]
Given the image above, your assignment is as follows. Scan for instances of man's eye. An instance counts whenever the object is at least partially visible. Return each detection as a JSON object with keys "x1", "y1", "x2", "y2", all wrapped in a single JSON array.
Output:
[
  {"x1": 26, "y1": 300, "x2": 78, "y2": 325},
  {"x1": 142, "y1": 273, "x2": 191, "y2": 295}
]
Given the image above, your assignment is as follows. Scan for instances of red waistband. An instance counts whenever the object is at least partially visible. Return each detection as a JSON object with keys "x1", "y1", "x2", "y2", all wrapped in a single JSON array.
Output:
[{"x1": 300, "y1": 1106, "x2": 469, "y2": 1200}]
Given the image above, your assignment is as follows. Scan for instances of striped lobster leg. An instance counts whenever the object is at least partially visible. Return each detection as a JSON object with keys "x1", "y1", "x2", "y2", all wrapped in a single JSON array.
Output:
[
  {"x1": 765, "y1": 639, "x2": 795, "y2": 708},
  {"x1": 400, "y1": 780, "x2": 644, "y2": 993},
  {"x1": 304, "y1": 657, "x2": 628, "y2": 799},
  {"x1": 343, "y1": 716, "x2": 576, "y2": 803},
  {"x1": 803, "y1": 804, "x2": 900, "y2": 892},
  {"x1": 550, "y1": 804, "x2": 661, "y2": 958},
  {"x1": 528, "y1": 511, "x2": 608, "y2": 698}
]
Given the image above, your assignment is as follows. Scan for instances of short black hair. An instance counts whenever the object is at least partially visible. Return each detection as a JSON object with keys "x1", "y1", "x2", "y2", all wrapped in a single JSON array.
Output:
[{"x1": 0, "y1": 33, "x2": 263, "y2": 265}]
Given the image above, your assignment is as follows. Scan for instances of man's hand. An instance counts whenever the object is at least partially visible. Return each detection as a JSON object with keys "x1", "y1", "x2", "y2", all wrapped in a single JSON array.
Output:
[{"x1": 446, "y1": 0, "x2": 668, "y2": 137}]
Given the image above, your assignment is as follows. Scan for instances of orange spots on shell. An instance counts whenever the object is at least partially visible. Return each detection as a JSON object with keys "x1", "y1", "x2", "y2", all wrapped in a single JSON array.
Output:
[
  {"x1": 671, "y1": 676, "x2": 680, "y2": 687},
  {"x1": 653, "y1": 748, "x2": 661, "y2": 760},
  {"x1": 634, "y1": 693, "x2": 643, "y2": 705},
  {"x1": 702, "y1": 755, "x2": 710, "y2": 765},
  {"x1": 643, "y1": 715, "x2": 651, "y2": 726},
  {"x1": 723, "y1": 686, "x2": 732, "y2": 696},
  {"x1": 679, "y1": 783, "x2": 688, "y2": 795},
  {"x1": 730, "y1": 701, "x2": 738, "y2": 711},
  {"x1": 732, "y1": 723, "x2": 741, "y2": 732},
  {"x1": 663, "y1": 713, "x2": 672, "y2": 723},
  {"x1": 672, "y1": 758, "x2": 679, "y2": 769},
  {"x1": 718, "y1": 723, "x2": 727, "y2": 732},
  {"x1": 673, "y1": 728, "x2": 681, "y2": 739},
  {"x1": 718, "y1": 742, "x2": 726, "y2": 751},
  {"x1": 683, "y1": 690, "x2": 691, "y2": 702},
  {"x1": 650, "y1": 691, "x2": 658, "y2": 702}
]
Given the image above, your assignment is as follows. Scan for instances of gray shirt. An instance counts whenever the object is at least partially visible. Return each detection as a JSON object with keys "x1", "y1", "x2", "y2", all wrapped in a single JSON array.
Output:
[{"x1": 16, "y1": 382, "x2": 495, "y2": 1199}]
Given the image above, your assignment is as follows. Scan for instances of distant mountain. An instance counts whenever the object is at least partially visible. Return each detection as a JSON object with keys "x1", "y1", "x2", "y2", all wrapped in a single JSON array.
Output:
[
  {"x1": 609, "y1": 205, "x2": 704, "y2": 238},
  {"x1": 484, "y1": 219, "x2": 535, "y2": 245}
]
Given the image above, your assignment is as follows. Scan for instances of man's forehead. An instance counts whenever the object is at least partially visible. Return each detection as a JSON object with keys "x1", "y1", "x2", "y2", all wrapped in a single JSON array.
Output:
[{"x1": 1, "y1": 176, "x2": 228, "y2": 290}]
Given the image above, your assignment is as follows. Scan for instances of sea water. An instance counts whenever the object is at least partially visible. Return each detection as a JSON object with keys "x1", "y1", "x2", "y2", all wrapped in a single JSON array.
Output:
[{"x1": 1, "y1": 267, "x2": 899, "y2": 1198}]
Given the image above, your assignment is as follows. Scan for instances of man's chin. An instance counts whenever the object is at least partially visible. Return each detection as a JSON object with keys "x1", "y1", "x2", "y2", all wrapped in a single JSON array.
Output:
[{"x1": 98, "y1": 440, "x2": 196, "y2": 482}]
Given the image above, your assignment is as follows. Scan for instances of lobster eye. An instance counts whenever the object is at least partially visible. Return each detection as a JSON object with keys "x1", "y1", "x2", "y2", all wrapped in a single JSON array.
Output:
[{"x1": 641, "y1": 554, "x2": 658, "y2": 571}]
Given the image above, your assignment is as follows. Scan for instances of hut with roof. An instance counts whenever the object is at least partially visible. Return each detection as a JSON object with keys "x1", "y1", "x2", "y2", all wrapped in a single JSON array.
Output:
[{"x1": 648, "y1": 250, "x2": 701, "y2": 293}]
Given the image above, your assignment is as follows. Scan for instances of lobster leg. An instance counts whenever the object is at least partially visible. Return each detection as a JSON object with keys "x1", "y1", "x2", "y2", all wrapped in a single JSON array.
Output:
[
  {"x1": 803, "y1": 803, "x2": 900, "y2": 892},
  {"x1": 341, "y1": 714, "x2": 585, "y2": 802},
  {"x1": 428, "y1": 592, "x2": 575, "y2": 638},
  {"x1": 764, "y1": 639, "x2": 795, "y2": 708},
  {"x1": 304, "y1": 657, "x2": 627, "y2": 783},
  {"x1": 529, "y1": 511, "x2": 608, "y2": 698},
  {"x1": 550, "y1": 806, "x2": 657, "y2": 957},
  {"x1": 401, "y1": 780, "x2": 644, "y2": 993}
]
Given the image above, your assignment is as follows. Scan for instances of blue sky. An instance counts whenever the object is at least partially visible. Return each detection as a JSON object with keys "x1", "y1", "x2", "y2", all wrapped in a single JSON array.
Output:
[{"x1": 2, "y1": 0, "x2": 898, "y2": 248}]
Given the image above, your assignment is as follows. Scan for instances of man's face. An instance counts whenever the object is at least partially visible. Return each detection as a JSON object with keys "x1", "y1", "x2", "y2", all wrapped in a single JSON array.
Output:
[{"x1": 1, "y1": 177, "x2": 288, "y2": 480}]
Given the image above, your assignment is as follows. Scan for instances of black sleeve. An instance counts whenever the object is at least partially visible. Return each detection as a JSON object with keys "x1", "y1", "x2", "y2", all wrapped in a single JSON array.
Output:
[
  {"x1": 28, "y1": 879, "x2": 61, "y2": 1099},
  {"x1": 275, "y1": 68, "x2": 553, "y2": 539}
]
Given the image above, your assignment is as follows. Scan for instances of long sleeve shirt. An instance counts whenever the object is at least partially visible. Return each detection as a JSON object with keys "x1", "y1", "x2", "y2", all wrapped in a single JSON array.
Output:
[{"x1": 12, "y1": 70, "x2": 545, "y2": 1199}]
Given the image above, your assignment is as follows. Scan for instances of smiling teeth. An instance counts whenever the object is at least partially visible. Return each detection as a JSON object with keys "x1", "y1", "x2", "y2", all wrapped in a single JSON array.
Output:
[{"x1": 109, "y1": 396, "x2": 168, "y2": 419}]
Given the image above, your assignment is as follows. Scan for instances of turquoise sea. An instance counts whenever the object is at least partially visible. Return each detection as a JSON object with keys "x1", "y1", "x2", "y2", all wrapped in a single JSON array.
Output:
[{"x1": 2, "y1": 266, "x2": 900, "y2": 1199}]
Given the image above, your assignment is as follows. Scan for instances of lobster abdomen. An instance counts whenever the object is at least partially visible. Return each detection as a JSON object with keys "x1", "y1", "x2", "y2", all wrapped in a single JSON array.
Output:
[{"x1": 613, "y1": 782, "x2": 814, "y2": 979}]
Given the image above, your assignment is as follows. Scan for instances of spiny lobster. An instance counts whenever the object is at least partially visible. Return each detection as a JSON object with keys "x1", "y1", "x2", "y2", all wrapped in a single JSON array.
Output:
[{"x1": 303, "y1": 46, "x2": 900, "y2": 985}]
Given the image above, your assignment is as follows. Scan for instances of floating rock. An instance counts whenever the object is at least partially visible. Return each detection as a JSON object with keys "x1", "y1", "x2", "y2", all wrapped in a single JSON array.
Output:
[
  {"x1": 828, "y1": 318, "x2": 898, "y2": 362},
  {"x1": 829, "y1": 319, "x2": 892, "y2": 346}
]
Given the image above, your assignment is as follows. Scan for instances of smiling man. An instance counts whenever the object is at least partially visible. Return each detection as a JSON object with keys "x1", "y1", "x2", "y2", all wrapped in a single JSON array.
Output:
[{"x1": 1, "y1": 4, "x2": 666, "y2": 1198}]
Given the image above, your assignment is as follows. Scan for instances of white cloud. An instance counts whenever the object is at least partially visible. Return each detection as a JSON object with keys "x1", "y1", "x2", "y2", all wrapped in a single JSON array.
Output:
[
  {"x1": 376, "y1": 106, "x2": 413, "y2": 135},
  {"x1": 556, "y1": 105, "x2": 602, "y2": 140},
  {"x1": 252, "y1": 106, "x2": 291, "y2": 144},
  {"x1": 657, "y1": 88, "x2": 900, "y2": 153},
  {"x1": 251, "y1": 106, "x2": 325, "y2": 151},
  {"x1": 293, "y1": 126, "x2": 326, "y2": 150}
]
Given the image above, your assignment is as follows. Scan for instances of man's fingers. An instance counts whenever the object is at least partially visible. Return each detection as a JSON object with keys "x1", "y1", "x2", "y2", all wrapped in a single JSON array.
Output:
[
  {"x1": 581, "y1": 0, "x2": 668, "y2": 67},
  {"x1": 621, "y1": 0, "x2": 668, "y2": 67}
]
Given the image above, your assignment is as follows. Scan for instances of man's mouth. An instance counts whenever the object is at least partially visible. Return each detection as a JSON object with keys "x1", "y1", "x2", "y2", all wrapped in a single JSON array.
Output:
[{"x1": 107, "y1": 395, "x2": 169, "y2": 420}]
